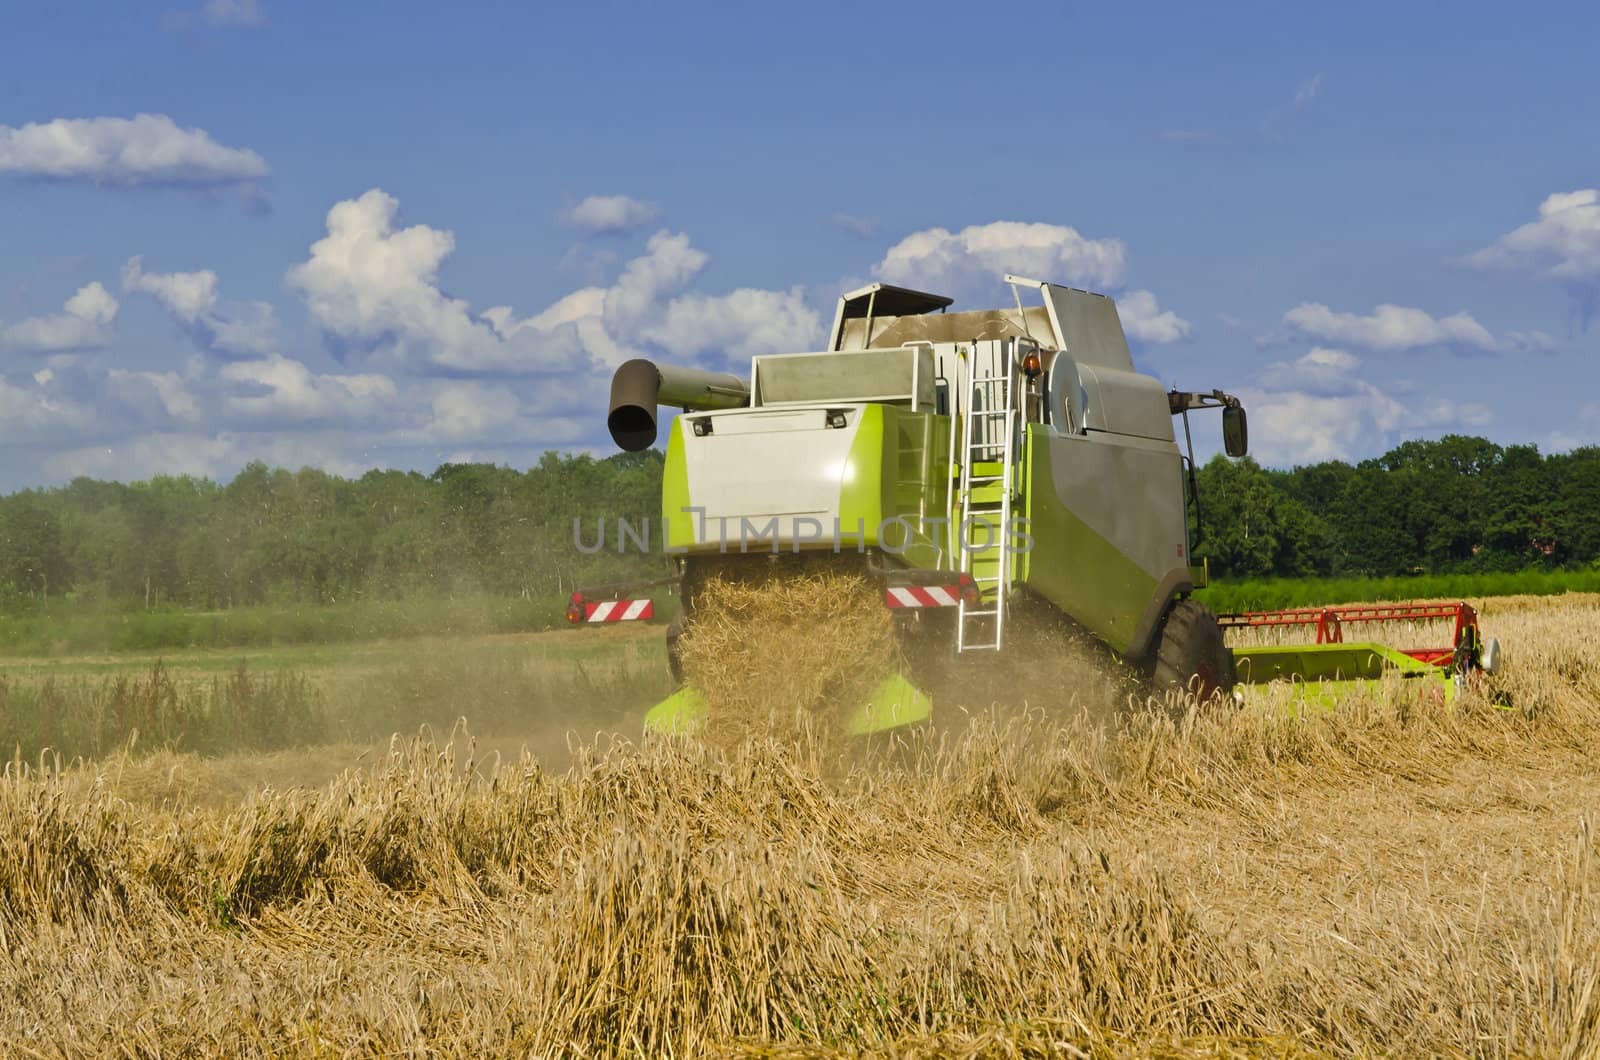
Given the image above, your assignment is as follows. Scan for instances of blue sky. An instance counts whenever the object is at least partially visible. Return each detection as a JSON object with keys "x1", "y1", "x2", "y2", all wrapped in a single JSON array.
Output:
[{"x1": 1, "y1": 0, "x2": 1596, "y2": 489}]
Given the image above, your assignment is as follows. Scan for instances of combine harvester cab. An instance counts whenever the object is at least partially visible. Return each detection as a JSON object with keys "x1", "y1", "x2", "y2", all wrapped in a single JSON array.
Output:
[{"x1": 580, "y1": 273, "x2": 1495, "y2": 734}]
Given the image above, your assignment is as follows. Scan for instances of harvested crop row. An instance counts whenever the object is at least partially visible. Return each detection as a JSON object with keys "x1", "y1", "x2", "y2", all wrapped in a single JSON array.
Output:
[{"x1": 0, "y1": 597, "x2": 1595, "y2": 1056}]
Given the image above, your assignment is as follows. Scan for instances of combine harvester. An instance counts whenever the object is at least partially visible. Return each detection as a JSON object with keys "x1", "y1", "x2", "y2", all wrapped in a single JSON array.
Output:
[{"x1": 572, "y1": 275, "x2": 1498, "y2": 730}]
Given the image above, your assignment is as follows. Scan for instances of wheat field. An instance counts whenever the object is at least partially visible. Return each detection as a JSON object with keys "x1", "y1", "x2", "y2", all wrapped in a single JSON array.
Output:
[{"x1": 2, "y1": 593, "x2": 1598, "y2": 1057}]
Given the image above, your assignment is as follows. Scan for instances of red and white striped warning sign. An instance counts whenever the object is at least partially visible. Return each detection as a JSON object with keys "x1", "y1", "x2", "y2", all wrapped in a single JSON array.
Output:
[
  {"x1": 584, "y1": 599, "x2": 654, "y2": 622},
  {"x1": 884, "y1": 585, "x2": 959, "y2": 608}
]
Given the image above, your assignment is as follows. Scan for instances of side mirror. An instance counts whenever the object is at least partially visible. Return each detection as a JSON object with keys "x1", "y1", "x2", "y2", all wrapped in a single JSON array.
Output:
[{"x1": 1222, "y1": 405, "x2": 1248, "y2": 457}]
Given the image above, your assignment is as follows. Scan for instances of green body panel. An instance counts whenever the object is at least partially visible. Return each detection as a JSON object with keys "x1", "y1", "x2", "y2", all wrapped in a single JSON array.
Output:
[
  {"x1": 837, "y1": 403, "x2": 889, "y2": 546},
  {"x1": 891, "y1": 409, "x2": 951, "y2": 569},
  {"x1": 643, "y1": 672, "x2": 933, "y2": 736},
  {"x1": 641, "y1": 685, "x2": 705, "y2": 736},
  {"x1": 660, "y1": 417, "x2": 694, "y2": 551},
  {"x1": 963, "y1": 459, "x2": 1008, "y2": 597},
  {"x1": 1016, "y1": 426, "x2": 1157, "y2": 655},
  {"x1": 837, "y1": 404, "x2": 952, "y2": 562},
  {"x1": 1233, "y1": 641, "x2": 1458, "y2": 709}
]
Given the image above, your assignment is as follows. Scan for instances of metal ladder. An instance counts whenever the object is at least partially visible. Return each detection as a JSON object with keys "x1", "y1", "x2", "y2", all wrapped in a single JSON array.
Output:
[{"x1": 955, "y1": 358, "x2": 1017, "y2": 652}]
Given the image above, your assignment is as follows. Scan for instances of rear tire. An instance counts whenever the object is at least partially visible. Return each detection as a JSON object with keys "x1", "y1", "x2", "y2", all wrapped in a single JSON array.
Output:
[{"x1": 1150, "y1": 599, "x2": 1233, "y2": 703}]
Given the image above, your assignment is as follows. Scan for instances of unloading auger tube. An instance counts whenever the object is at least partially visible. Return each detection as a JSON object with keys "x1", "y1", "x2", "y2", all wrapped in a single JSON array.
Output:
[{"x1": 607, "y1": 358, "x2": 750, "y2": 451}]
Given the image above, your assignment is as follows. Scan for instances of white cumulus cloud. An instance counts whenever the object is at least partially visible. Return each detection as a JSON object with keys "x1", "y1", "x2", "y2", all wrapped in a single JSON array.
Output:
[
  {"x1": 1283, "y1": 301, "x2": 1549, "y2": 354},
  {"x1": 1468, "y1": 189, "x2": 1600, "y2": 290},
  {"x1": 377, "y1": 379, "x2": 589, "y2": 450},
  {"x1": 42, "y1": 433, "x2": 243, "y2": 483},
  {"x1": 288, "y1": 188, "x2": 822, "y2": 374},
  {"x1": 286, "y1": 188, "x2": 593, "y2": 373},
  {"x1": 19, "y1": 357, "x2": 200, "y2": 439},
  {"x1": 1241, "y1": 348, "x2": 1493, "y2": 465},
  {"x1": 122, "y1": 257, "x2": 218, "y2": 321},
  {"x1": 602, "y1": 231, "x2": 707, "y2": 323},
  {"x1": 0, "y1": 375, "x2": 96, "y2": 443},
  {"x1": 872, "y1": 221, "x2": 1190, "y2": 344},
  {"x1": 877, "y1": 221, "x2": 1128, "y2": 294},
  {"x1": 1258, "y1": 347, "x2": 1364, "y2": 396},
  {"x1": 423, "y1": 383, "x2": 523, "y2": 442},
  {"x1": 0, "y1": 115, "x2": 268, "y2": 186},
  {"x1": 644, "y1": 287, "x2": 822, "y2": 361},
  {"x1": 106, "y1": 369, "x2": 202, "y2": 423},
  {"x1": 1241, "y1": 388, "x2": 1404, "y2": 465},
  {"x1": 220, "y1": 354, "x2": 397, "y2": 424},
  {"x1": 1116, "y1": 289, "x2": 1191, "y2": 344},
  {"x1": 0, "y1": 282, "x2": 119, "y2": 354},
  {"x1": 555, "y1": 234, "x2": 821, "y2": 367},
  {"x1": 122, "y1": 257, "x2": 277, "y2": 356},
  {"x1": 565, "y1": 195, "x2": 660, "y2": 234}
]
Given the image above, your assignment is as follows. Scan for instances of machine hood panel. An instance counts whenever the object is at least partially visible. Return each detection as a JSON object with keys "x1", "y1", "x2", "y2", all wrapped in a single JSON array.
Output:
[{"x1": 680, "y1": 408, "x2": 861, "y2": 521}]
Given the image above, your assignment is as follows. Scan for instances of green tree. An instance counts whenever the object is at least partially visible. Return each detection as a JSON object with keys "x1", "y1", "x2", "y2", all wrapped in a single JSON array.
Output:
[
  {"x1": 1548, "y1": 447, "x2": 1600, "y2": 562},
  {"x1": 1481, "y1": 444, "x2": 1552, "y2": 567},
  {"x1": 0, "y1": 495, "x2": 68, "y2": 598},
  {"x1": 1194, "y1": 456, "x2": 1281, "y2": 577},
  {"x1": 1330, "y1": 466, "x2": 1414, "y2": 575},
  {"x1": 1375, "y1": 436, "x2": 1501, "y2": 567}
]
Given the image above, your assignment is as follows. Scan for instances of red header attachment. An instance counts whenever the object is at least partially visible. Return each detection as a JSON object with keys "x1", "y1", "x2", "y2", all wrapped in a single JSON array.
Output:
[{"x1": 1218, "y1": 601, "x2": 1481, "y2": 669}]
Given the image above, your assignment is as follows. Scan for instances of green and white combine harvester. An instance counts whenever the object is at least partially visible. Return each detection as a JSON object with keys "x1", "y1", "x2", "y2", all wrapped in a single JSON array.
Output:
[{"x1": 569, "y1": 275, "x2": 1499, "y2": 731}]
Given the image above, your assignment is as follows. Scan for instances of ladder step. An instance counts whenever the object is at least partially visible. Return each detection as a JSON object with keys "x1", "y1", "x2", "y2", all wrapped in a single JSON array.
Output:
[{"x1": 957, "y1": 363, "x2": 1016, "y2": 656}]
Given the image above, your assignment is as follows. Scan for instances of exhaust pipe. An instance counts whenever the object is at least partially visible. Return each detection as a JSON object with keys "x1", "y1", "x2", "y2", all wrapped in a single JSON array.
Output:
[{"x1": 607, "y1": 359, "x2": 751, "y2": 451}]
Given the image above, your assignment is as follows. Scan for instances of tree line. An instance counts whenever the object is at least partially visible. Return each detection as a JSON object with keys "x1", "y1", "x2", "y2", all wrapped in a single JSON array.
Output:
[
  {"x1": 0, "y1": 452, "x2": 668, "y2": 611},
  {"x1": 1193, "y1": 435, "x2": 1600, "y2": 578},
  {"x1": 0, "y1": 434, "x2": 1595, "y2": 611}
]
